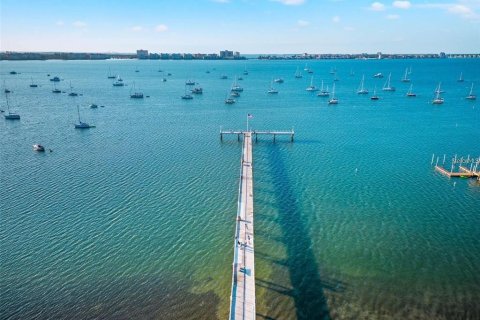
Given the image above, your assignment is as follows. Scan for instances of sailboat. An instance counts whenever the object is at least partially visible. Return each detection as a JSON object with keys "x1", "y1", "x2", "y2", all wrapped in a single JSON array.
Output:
[
  {"x1": 243, "y1": 64, "x2": 248, "y2": 75},
  {"x1": 306, "y1": 76, "x2": 318, "y2": 91},
  {"x1": 231, "y1": 76, "x2": 243, "y2": 92},
  {"x1": 328, "y1": 83, "x2": 338, "y2": 105},
  {"x1": 457, "y1": 72, "x2": 464, "y2": 82},
  {"x1": 382, "y1": 73, "x2": 395, "y2": 91},
  {"x1": 432, "y1": 83, "x2": 444, "y2": 104},
  {"x1": 295, "y1": 67, "x2": 303, "y2": 79},
  {"x1": 274, "y1": 77, "x2": 284, "y2": 83},
  {"x1": 401, "y1": 68, "x2": 410, "y2": 82},
  {"x1": 52, "y1": 82, "x2": 61, "y2": 93},
  {"x1": 181, "y1": 85, "x2": 193, "y2": 100},
  {"x1": 317, "y1": 81, "x2": 329, "y2": 97},
  {"x1": 466, "y1": 83, "x2": 476, "y2": 100},
  {"x1": 68, "y1": 82, "x2": 78, "y2": 96},
  {"x1": 29, "y1": 78, "x2": 38, "y2": 88},
  {"x1": 357, "y1": 75, "x2": 369, "y2": 94},
  {"x1": 74, "y1": 105, "x2": 94, "y2": 129},
  {"x1": 130, "y1": 82, "x2": 144, "y2": 98},
  {"x1": 225, "y1": 90, "x2": 236, "y2": 104},
  {"x1": 267, "y1": 80, "x2": 278, "y2": 94},
  {"x1": 107, "y1": 67, "x2": 116, "y2": 79},
  {"x1": 3, "y1": 91, "x2": 20, "y2": 120},
  {"x1": 370, "y1": 86, "x2": 379, "y2": 100},
  {"x1": 113, "y1": 76, "x2": 124, "y2": 86},
  {"x1": 406, "y1": 84, "x2": 416, "y2": 97}
]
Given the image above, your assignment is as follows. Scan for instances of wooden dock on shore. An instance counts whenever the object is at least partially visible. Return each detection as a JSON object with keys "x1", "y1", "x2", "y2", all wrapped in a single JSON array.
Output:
[{"x1": 434, "y1": 165, "x2": 479, "y2": 179}]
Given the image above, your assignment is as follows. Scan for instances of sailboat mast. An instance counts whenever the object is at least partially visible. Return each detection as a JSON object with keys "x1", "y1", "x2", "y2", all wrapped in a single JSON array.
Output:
[{"x1": 77, "y1": 105, "x2": 81, "y2": 123}]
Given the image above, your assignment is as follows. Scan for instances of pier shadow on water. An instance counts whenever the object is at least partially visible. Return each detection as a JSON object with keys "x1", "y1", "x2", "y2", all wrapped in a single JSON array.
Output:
[{"x1": 256, "y1": 143, "x2": 332, "y2": 320}]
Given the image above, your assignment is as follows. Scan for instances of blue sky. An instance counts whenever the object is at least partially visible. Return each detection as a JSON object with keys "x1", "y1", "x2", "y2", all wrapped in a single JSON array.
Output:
[{"x1": 1, "y1": 0, "x2": 479, "y2": 53}]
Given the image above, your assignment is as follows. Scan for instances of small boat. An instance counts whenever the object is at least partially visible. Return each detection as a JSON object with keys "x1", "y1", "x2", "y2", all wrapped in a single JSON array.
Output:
[
  {"x1": 231, "y1": 91, "x2": 240, "y2": 97},
  {"x1": 225, "y1": 97, "x2": 236, "y2": 104},
  {"x1": 162, "y1": 78, "x2": 167, "y2": 82},
  {"x1": 350, "y1": 69, "x2": 355, "y2": 76},
  {"x1": 373, "y1": 73, "x2": 383, "y2": 78},
  {"x1": 329, "y1": 67, "x2": 336, "y2": 75},
  {"x1": 52, "y1": 82, "x2": 61, "y2": 93},
  {"x1": 185, "y1": 80, "x2": 195, "y2": 85},
  {"x1": 231, "y1": 77, "x2": 243, "y2": 92},
  {"x1": 191, "y1": 87, "x2": 203, "y2": 94},
  {"x1": 401, "y1": 68, "x2": 410, "y2": 82},
  {"x1": 130, "y1": 82, "x2": 144, "y2": 98},
  {"x1": 29, "y1": 78, "x2": 38, "y2": 88},
  {"x1": 295, "y1": 67, "x2": 303, "y2": 79},
  {"x1": 268, "y1": 80, "x2": 278, "y2": 94},
  {"x1": 10, "y1": 71, "x2": 17, "y2": 75},
  {"x1": 238, "y1": 77, "x2": 243, "y2": 81},
  {"x1": 113, "y1": 76, "x2": 124, "y2": 86},
  {"x1": 306, "y1": 76, "x2": 318, "y2": 91},
  {"x1": 370, "y1": 86, "x2": 379, "y2": 100},
  {"x1": 457, "y1": 72, "x2": 464, "y2": 82},
  {"x1": 181, "y1": 85, "x2": 193, "y2": 99},
  {"x1": 50, "y1": 76, "x2": 61, "y2": 82},
  {"x1": 328, "y1": 83, "x2": 338, "y2": 105},
  {"x1": 274, "y1": 78, "x2": 284, "y2": 83},
  {"x1": 357, "y1": 75, "x2": 369, "y2": 94},
  {"x1": 432, "y1": 83, "x2": 444, "y2": 104},
  {"x1": 3, "y1": 91, "x2": 20, "y2": 120},
  {"x1": 107, "y1": 67, "x2": 116, "y2": 79},
  {"x1": 466, "y1": 83, "x2": 476, "y2": 100},
  {"x1": 382, "y1": 73, "x2": 395, "y2": 91},
  {"x1": 33, "y1": 144, "x2": 45, "y2": 152},
  {"x1": 89, "y1": 104, "x2": 98, "y2": 109},
  {"x1": 74, "y1": 105, "x2": 94, "y2": 129},
  {"x1": 406, "y1": 84, "x2": 416, "y2": 97},
  {"x1": 317, "y1": 81, "x2": 329, "y2": 97},
  {"x1": 243, "y1": 64, "x2": 248, "y2": 75},
  {"x1": 220, "y1": 75, "x2": 228, "y2": 79},
  {"x1": 68, "y1": 82, "x2": 78, "y2": 96},
  {"x1": 167, "y1": 73, "x2": 172, "y2": 76}
]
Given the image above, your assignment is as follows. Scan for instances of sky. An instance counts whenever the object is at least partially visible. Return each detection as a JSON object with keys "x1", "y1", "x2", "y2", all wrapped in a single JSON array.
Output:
[{"x1": 0, "y1": 0, "x2": 479, "y2": 54}]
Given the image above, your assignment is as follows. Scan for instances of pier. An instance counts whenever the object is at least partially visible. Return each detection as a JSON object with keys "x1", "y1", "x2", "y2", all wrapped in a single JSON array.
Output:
[
  {"x1": 220, "y1": 129, "x2": 294, "y2": 142},
  {"x1": 431, "y1": 154, "x2": 480, "y2": 181},
  {"x1": 226, "y1": 128, "x2": 294, "y2": 320}
]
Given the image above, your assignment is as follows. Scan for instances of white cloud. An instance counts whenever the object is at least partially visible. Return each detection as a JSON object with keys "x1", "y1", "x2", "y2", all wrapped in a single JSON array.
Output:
[
  {"x1": 155, "y1": 24, "x2": 168, "y2": 32},
  {"x1": 416, "y1": 2, "x2": 479, "y2": 20},
  {"x1": 369, "y1": 2, "x2": 386, "y2": 11},
  {"x1": 297, "y1": 19, "x2": 310, "y2": 27},
  {"x1": 131, "y1": 26, "x2": 144, "y2": 32},
  {"x1": 386, "y1": 14, "x2": 400, "y2": 19},
  {"x1": 393, "y1": 1, "x2": 411, "y2": 9},
  {"x1": 56, "y1": 20, "x2": 64, "y2": 26},
  {"x1": 332, "y1": 15, "x2": 341, "y2": 23},
  {"x1": 272, "y1": 0, "x2": 306, "y2": 5},
  {"x1": 72, "y1": 21, "x2": 87, "y2": 28}
]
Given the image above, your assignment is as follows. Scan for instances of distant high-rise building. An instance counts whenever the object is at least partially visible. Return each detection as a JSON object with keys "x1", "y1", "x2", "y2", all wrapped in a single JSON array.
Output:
[
  {"x1": 137, "y1": 49, "x2": 149, "y2": 59},
  {"x1": 220, "y1": 50, "x2": 234, "y2": 59}
]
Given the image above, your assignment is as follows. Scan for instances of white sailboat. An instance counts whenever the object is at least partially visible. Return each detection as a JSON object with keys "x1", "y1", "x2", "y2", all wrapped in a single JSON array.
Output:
[
  {"x1": 466, "y1": 83, "x2": 476, "y2": 100},
  {"x1": 267, "y1": 80, "x2": 278, "y2": 94},
  {"x1": 181, "y1": 85, "x2": 193, "y2": 100},
  {"x1": 74, "y1": 105, "x2": 94, "y2": 128},
  {"x1": 401, "y1": 68, "x2": 410, "y2": 82},
  {"x1": 406, "y1": 84, "x2": 416, "y2": 97},
  {"x1": 3, "y1": 91, "x2": 20, "y2": 120},
  {"x1": 382, "y1": 73, "x2": 396, "y2": 91},
  {"x1": 357, "y1": 75, "x2": 369, "y2": 94},
  {"x1": 457, "y1": 72, "x2": 464, "y2": 82},
  {"x1": 328, "y1": 83, "x2": 338, "y2": 105},
  {"x1": 317, "y1": 81, "x2": 329, "y2": 97},
  {"x1": 295, "y1": 67, "x2": 302, "y2": 79},
  {"x1": 432, "y1": 83, "x2": 444, "y2": 104},
  {"x1": 107, "y1": 67, "x2": 116, "y2": 79},
  {"x1": 306, "y1": 76, "x2": 318, "y2": 91},
  {"x1": 370, "y1": 86, "x2": 379, "y2": 100},
  {"x1": 130, "y1": 82, "x2": 144, "y2": 98}
]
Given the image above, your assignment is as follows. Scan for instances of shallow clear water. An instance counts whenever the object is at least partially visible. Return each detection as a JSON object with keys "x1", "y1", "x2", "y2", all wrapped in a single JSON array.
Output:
[{"x1": 1, "y1": 58, "x2": 479, "y2": 319}]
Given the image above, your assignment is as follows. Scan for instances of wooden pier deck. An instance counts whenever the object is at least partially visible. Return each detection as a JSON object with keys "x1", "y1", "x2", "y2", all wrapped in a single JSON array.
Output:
[
  {"x1": 229, "y1": 131, "x2": 256, "y2": 320},
  {"x1": 434, "y1": 165, "x2": 479, "y2": 178},
  {"x1": 221, "y1": 129, "x2": 294, "y2": 142}
]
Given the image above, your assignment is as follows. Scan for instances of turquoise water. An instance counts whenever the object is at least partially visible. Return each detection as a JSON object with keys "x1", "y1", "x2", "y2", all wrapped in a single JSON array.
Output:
[{"x1": 1, "y1": 59, "x2": 479, "y2": 319}]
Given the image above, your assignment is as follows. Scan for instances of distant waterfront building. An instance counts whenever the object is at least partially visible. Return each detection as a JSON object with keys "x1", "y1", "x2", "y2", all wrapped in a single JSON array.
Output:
[
  {"x1": 136, "y1": 49, "x2": 149, "y2": 59},
  {"x1": 439, "y1": 52, "x2": 446, "y2": 58},
  {"x1": 220, "y1": 50, "x2": 234, "y2": 59}
]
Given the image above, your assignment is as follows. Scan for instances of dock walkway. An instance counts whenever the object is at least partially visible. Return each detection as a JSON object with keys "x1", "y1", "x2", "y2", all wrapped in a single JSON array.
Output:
[{"x1": 229, "y1": 131, "x2": 255, "y2": 320}]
